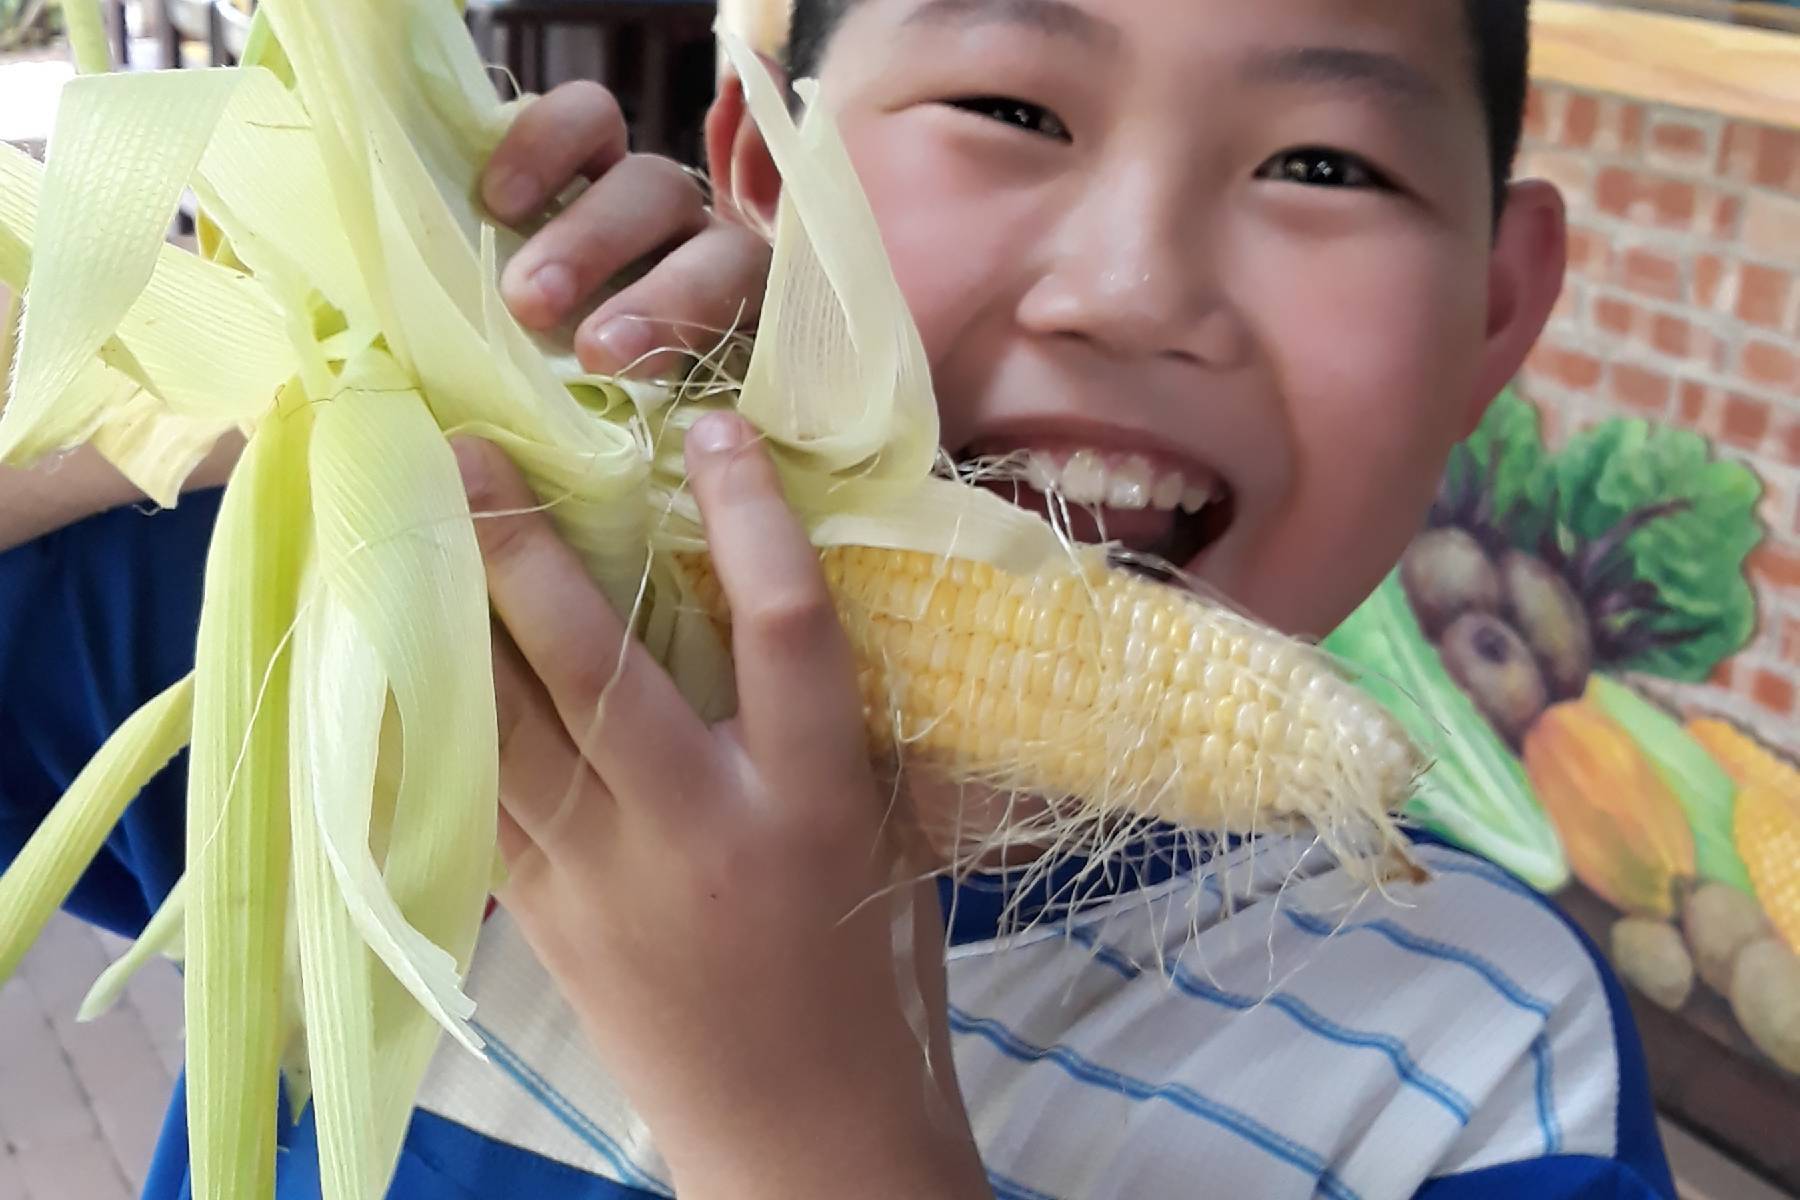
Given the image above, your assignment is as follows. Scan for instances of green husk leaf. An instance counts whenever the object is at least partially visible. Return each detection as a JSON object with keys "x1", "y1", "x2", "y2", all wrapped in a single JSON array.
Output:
[
  {"x1": 0, "y1": 675, "x2": 193, "y2": 984},
  {"x1": 184, "y1": 396, "x2": 311, "y2": 1200}
]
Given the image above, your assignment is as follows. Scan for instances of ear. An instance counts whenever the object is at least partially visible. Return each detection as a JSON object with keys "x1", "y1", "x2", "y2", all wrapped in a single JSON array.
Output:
[
  {"x1": 1460, "y1": 179, "x2": 1567, "y2": 439},
  {"x1": 703, "y1": 60, "x2": 785, "y2": 230}
]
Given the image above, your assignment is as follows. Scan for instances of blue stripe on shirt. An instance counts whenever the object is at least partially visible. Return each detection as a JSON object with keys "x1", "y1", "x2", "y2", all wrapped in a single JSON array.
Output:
[
  {"x1": 947, "y1": 1005, "x2": 1362, "y2": 1200},
  {"x1": 1063, "y1": 923, "x2": 1474, "y2": 1124},
  {"x1": 1280, "y1": 904, "x2": 1565, "y2": 1157},
  {"x1": 470, "y1": 1020, "x2": 665, "y2": 1194}
]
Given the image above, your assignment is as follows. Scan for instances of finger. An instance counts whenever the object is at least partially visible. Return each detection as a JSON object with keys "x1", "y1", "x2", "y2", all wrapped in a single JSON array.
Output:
[
  {"x1": 574, "y1": 221, "x2": 773, "y2": 378},
  {"x1": 492, "y1": 624, "x2": 612, "y2": 854},
  {"x1": 497, "y1": 807, "x2": 533, "y2": 870},
  {"x1": 455, "y1": 438, "x2": 712, "y2": 802},
  {"x1": 501, "y1": 154, "x2": 710, "y2": 334},
  {"x1": 684, "y1": 414, "x2": 868, "y2": 782},
  {"x1": 481, "y1": 80, "x2": 629, "y2": 224}
]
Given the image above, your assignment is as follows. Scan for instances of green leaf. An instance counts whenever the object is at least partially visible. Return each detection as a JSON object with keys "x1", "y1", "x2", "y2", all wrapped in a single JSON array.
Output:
[
  {"x1": 1453, "y1": 387, "x2": 1554, "y2": 547},
  {"x1": 1553, "y1": 419, "x2": 1762, "y2": 681},
  {"x1": 1324, "y1": 572, "x2": 1569, "y2": 892}
]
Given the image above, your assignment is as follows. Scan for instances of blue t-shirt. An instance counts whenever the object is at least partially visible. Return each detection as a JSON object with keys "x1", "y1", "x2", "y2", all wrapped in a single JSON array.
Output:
[{"x1": 0, "y1": 495, "x2": 1678, "y2": 1200}]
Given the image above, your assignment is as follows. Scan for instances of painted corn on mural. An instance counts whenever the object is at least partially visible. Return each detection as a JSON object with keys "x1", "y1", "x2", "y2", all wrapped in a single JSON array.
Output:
[{"x1": 1326, "y1": 388, "x2": 1800, "y2": 1097}]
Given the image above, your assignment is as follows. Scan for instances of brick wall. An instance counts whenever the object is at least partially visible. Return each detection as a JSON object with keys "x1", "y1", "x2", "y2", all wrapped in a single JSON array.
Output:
[{"x1": 1516, "y1": 82, "x2": 1800, "y2": 748}]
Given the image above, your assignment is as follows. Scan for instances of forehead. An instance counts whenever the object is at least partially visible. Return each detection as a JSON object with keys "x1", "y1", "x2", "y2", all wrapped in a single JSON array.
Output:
[{"x1": 836, "y1": 0, "x2": 1478, "y2": 106}]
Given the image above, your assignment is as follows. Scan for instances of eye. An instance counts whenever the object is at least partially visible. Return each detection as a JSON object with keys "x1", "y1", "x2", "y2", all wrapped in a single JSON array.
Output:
[
  {"x1": 944, "y1": 96, "x2": 1071, "y2": 142},
  {"x1": 1257, "y1": 147, "x2": 1389, "y2": 190}
]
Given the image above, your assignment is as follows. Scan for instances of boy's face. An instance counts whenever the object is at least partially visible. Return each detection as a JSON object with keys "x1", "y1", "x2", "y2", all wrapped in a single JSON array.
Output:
[{"x1": 719, "y1": 0, "x2": 1564, "y2": 637}]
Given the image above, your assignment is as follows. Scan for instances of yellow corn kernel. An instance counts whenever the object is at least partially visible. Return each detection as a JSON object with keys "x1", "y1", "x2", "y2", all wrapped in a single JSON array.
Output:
[
  {"x1": 680, "y1": 546, "x2": 1422, "y2": 856},
  {"x1": 1686, "y1": 718, "x2": 1800, "y2": 954},
  {"x1": 1735, "y1": 783, "x2": 1800, "y2": 955}
]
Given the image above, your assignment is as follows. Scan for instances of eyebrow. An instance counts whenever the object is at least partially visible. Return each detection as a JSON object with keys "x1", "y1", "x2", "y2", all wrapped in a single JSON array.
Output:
[
  {"x1": 903, "y1": 0, "x2": 1121, "y2": 52},
  {"x1": 1239, "y1": 46, "x2": 1444, "y2": 106}
]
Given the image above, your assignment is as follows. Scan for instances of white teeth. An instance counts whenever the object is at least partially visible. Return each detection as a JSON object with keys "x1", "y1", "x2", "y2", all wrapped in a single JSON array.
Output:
[
  {"x1": 1151, "y1": 473, "x2": 1185, "y2": 511},
  {"x1": 1180, "y1": 486, "x2": 1215, "y2": 515},
  {"x1": 1016, "y1": 448, "x2": 1217, "y2": 514},
  {"x1": 1106, "y1": 456, "x2": 1153, "y2": 510},
  {"x1": 1059, "y1": 450, "x2": 1108, "y2": 506}
]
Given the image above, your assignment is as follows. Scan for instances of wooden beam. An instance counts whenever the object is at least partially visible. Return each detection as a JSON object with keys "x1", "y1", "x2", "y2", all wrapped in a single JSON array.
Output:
[{"x1": 1532, "y1": 1, "x2": 1800, "y2": 131}]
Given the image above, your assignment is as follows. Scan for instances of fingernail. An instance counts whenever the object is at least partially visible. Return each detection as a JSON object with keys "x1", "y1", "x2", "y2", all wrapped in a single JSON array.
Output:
[
  {"x1": 486, "y1": 169, "x2": 539, "y2": 220},
  {"x1": 689, "y1": 412, "x2": 747, "y2": 455},
  {"x1": 589, "y1": 319, "x2": 656, "y2": 373},
  {"x1": 527, "y1": 262, "x2": 576, "y2": 314}
]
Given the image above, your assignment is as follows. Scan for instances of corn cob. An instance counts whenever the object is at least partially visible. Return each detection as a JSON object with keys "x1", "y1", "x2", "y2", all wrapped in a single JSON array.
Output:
[
  {"x1": 683, "y1": 548, "x2": 1421, "y2": 854},
  {"x1": 1689, "y1": 718, "x2": 1800, "y2": 954}
]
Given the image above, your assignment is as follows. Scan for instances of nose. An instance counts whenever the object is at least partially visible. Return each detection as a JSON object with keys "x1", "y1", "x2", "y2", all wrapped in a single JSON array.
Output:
[{"x1": 1015, "y1": 162, "x2": 1249, "y2": 367}]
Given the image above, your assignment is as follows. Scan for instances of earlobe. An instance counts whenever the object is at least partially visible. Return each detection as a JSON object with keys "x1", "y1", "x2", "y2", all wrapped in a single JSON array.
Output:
[
  {"x1": 702, "y1": 66, "x2": 785, "y2": 231},
  {"x1": 1463, "y1": 180, "x2": 1568, "y2": 437}
]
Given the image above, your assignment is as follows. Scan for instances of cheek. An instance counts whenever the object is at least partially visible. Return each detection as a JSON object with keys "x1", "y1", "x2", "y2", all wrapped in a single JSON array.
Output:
[
  {"x1": 1230, "y1": 224, "x2": 1489, "y2": 631},
  {"x1": 839, "y1": 118, "x2": 1038, "y2": 438}
]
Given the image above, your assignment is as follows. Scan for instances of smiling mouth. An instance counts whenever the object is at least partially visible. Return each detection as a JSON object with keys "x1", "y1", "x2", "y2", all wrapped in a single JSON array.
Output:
[{"x1": 952, "y1": 444, "x2": 1237, "y2": 574}]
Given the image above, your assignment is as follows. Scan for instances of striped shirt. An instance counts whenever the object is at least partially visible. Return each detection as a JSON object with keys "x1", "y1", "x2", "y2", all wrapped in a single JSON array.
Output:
[{"x1": 1, "y1": 491, "x2": 1677, "y2": 1199}]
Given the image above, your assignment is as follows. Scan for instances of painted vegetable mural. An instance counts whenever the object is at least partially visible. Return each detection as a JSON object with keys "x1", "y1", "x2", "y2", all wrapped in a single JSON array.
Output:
[{"x1": 1326, "y1": 387, "x2": 1800, "y2": 1079}]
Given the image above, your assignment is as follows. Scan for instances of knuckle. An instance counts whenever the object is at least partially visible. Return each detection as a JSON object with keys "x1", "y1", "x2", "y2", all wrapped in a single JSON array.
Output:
[
  {"x1": 742, "y1": 588, "x2": 840, "y2": 652},
  {"x1": 557, "y1": 646, "x2": 627, "y2": 710},
  {"x1": 558, "y1": 78, "x2": 624, "y2": 129}
]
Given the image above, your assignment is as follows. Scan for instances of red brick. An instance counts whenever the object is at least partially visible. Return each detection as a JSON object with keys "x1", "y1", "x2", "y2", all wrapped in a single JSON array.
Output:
[
  {"x1": 1594, "y1": 168, "x2": 1699, "y2": 231},
  {"x1": 1595, "y1": 100, "x2": 1647, "y2": 156},
  {"x1": 1705, "y1": 194, "x2": 1743, "y2": 241},
  {"x1": 1594, "y1": 294, "x2": 1636, "y2": 337},
  {"x1": 1647, "y1": 118, "x2": 1714, "y2": 171},
  {"x1": 1649, "y1": 313, "x2": 1693, "y2": 358},
  {"x1": 1741, "y1": 340, "x2": 1799, "y2": 390},
  {"x1": 1715, "y1": 123, "x2": 1797, "y2": 188},
  {"x1": 1609, "y1": 363, "x2": 1672, "y2": 415},
  {"x1": 1708, "y1": 659, "x2": 1737, "y2": 690},
  {"x1": 1618, "y1": 247, "x2": 1684, "y2": 301},
  {"x1": 1737, "y1": 264, "x2": 1793, "y2": 330},
  {"x1": 1677, "y1": 380, "x2": 1716, "y2": 429},
  {"x1": 1783, "y1": 617, "x2": 1800, "y2": 668},
  {"x1": 1743, "y1": 194, "x2": 1800, "y2": 266},
  {"x1": 1523, "y1": 86, "x2": 1550, "y2": 143},
  {"x1": 1752, "y1": 128, "x2": 1800, "y2": 191},
  {"x1": 1784, "y1": 418, "x2": 1800, "y2": 468},
  {"x1": 1565, "y1": 224, "x2": 1609, "y2": 275},
  {"x1": 1561, "y1": 94, "x2": 1600, "y2": 149},
  {"x1": 1528, "y1": 342, "x2": 1604, "y2": 391},
  {"x1": 1721, "y1": 393, "x2": 1773, "y2": 448},
  {"x1": 1749, "y1": 542, "x2": 1800, "y2": 591},
  {"x1": 1751, "y1": 668, "x2": 1796, "y2": 718},
  {"x1": 1693, "y1": 254, "x2": 1735, "y2": 313}
]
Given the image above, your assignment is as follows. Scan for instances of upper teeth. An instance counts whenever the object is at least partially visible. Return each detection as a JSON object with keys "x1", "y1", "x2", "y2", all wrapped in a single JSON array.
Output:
[{"x1": 1023, "y1": 449, "x2": 1215, "y2": 513}]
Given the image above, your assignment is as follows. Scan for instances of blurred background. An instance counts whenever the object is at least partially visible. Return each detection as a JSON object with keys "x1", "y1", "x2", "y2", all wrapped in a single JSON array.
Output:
[{"x1": 0, "y1": 1, "x2": 1796, "y2": 1198}]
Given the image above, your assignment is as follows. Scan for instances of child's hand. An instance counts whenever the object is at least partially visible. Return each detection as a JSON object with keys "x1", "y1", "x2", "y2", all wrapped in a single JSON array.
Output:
[
  {"x1": 481, "y1": 82, "x2": 771, "y2": 377},
  {"x1": 456, "y1": 416, "x2": 993, "y2": 1200}
]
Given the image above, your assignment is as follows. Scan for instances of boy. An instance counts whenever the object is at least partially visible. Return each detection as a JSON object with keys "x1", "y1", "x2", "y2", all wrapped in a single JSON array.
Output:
[{"x1": 0, "y1": 0, "x2": 1677, "y2": 1196}]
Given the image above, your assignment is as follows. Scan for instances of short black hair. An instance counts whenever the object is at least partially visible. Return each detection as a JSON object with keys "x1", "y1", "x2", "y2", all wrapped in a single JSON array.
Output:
[{"x1": 784, "y1": 0, "x2": 1530, "y2": 219}]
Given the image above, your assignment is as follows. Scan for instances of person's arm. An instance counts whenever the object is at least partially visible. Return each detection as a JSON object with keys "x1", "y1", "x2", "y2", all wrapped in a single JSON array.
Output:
[{"x1": 0, "y1": 436, "x2": 243, "y2": 555}]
